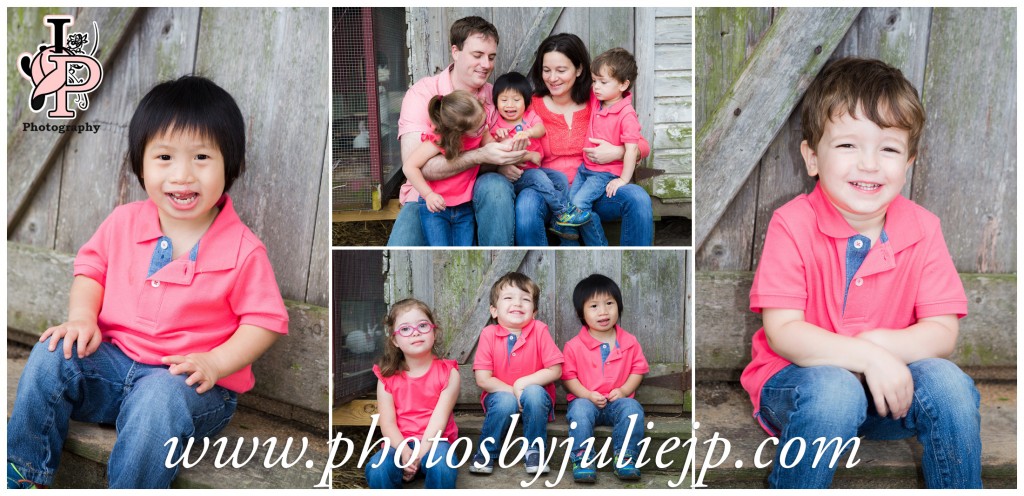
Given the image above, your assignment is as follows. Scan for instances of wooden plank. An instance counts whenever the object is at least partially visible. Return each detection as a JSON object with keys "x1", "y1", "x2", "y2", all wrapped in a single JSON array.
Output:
[
  {"x1": 551, "y1": 8, "x2": 590, "y2": 50},
  {"x1": 653, "y1": 44, "x2": 692, "y2": 71},
  {"x1": 305, "y1": 143, "x2": 331, "y2": 307},
  {"x1": 332, "y1": 399, "x2": 380, "y2": 426},
  {"x1": 444, "y1": 250, "x2": 529, "y2": 363},
  {"x1": 654, "y1": 96, "x2": 693, "y2": 124},
  {"x1": 505, "y1": 7, "x2": 563, "y2": 75},
  {"x1": 195, "y1": 8, "x2": 329, "y2": 302},
  {"x1": 655, "y1": 15, "x2": 692, "y2": 45},
  {"x1": 54, "y1": 8, "x2": 201, "y2": 254},
  {"x1": 653, "y1": 70, "x2": 692, "y2": 98},
  {"x1": 652, "y1": 122, "x2": 692, "y2": 150},
  {"x1": 648, "y1": 175, "x2": 692, "y2": 200},
  {"x1": 695, "y1": 271, "x2": 1017, "y2": 380},
  {"x1": 695, "y1": 7, "x2": 861, "y2": 250},
  {"x1": 8, "y1": 7, "x2": 141, "y2": 234},
  {"x1": 588, "y1": 8, "x2": 633, "y2": 56},
  {"x1": 6, "y1": 241, "x2": 330, "y2": 419},
  {"x1": 332, "y1": 199, "x2": 401, "y2": 222},
  {"x1": 634, "y1": 7, "x2": 656, "y2": 160},
  {"x1": 684, "y1": 251, "x2": 693, "y2": 371},
  {"x1": 651, "y1": 149, "x2": 691, "y2": 174},
  {"x1": 621, "y1": 251, "x2": 687, "y2": 364},
  {"x1": 913, "y1": 8, "x2": 1016, "y2": 273},
  {"x1": 9, "y1": 148, "x2": 62, "y2": 247}
]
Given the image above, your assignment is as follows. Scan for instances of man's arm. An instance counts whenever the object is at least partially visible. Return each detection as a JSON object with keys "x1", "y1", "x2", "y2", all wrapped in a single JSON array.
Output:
[{"x1": 400, "y1": 132, "x2": 530, "y2": 181}]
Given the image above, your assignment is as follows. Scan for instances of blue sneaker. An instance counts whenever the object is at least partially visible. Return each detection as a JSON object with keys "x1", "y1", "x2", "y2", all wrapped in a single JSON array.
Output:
[
  {"x1": 613, "y1": 452, "x2": 641, "y2": 480},
  {"x1": 555, "y1": 206, "x2": 591, "y2": 227},
  {"x1": 571, "y1": 452, "x2": 596, "y2": 483},
  {"x1": 7, "y1": 463, "x2": 40, "y2": 489},
  {"x1": 548, "y1": 222, "x2": 580, "y2": 240},
  {"x1": 468, "y1": 451, "x2": 494, "y2": 474},
  {"x1": 524, "y1": 449, "x2": 549, "y2": 474}
]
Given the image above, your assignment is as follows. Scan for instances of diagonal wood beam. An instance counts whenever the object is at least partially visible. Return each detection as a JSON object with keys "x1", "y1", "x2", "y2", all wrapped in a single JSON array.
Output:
[
  {"x1": 507, "y1": 7, "x2": 563, "y2": 74},
  {"x1": 446, "y1": 250, "x2": 529, "y2": 364},
  {"x1": 8, "y1": 7, "x2": 142, "y2": 236},
  {"x1": 695, "y1": 7, "x2": 860, "y2": 250}
]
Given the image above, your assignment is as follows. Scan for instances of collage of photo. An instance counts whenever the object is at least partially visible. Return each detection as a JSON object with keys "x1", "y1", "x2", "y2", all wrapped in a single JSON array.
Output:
[{"x1": 4, "y1": 5, "x2": 1017, "y2": 492}]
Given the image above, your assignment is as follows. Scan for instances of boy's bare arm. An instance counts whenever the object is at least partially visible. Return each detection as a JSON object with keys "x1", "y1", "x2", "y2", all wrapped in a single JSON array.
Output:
[
  {"x1": 856, "y1": 315, "x2": 958, "y2": 364},
  {"x1": 606, "y1": 143, "x2": 639, "y2": 197},
  {"x1": 400, "y1": 132, "x2": 528, "y2": 182},
  {"x1": 475, "y1": 369, "x2": 514, "y2": 394},
  {"x1": 608, "y1": 373, "x2": 644, "y2": 401},
  {"x1": 162, "y1": 324, "x2": 280, "y2": 394},
  {"x1": 41, "y1": 275, "x2": 105, "y2": 359},
  {"x1": 763, "y1": 308, "x2": 913, "y2": 419}
]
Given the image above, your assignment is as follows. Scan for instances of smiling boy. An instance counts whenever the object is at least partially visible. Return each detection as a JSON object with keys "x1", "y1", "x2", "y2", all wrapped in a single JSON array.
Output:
[{"x1": 740, "y1": 57, "x2": 981, "y2": 488}]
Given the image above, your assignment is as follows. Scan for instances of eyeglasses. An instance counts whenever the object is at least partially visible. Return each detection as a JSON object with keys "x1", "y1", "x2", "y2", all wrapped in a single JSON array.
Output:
[{"x1": 393, "y1": 320, "x2": 436, "y2": 337}]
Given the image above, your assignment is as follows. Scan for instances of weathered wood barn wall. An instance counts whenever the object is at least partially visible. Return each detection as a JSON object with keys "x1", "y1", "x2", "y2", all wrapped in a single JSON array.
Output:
[
  {"x1": 405, "y1": 7, "x2": 693, "y2": 216},
  {"x1": 382, "y1": 249, "x2": 691, "y2": 411},
  {"x1": 694, "y1": 7, "x2": 1016, "y2": 376},
  {"x1": 7, "y1": 7, "x2": 331, "y2": 418}
]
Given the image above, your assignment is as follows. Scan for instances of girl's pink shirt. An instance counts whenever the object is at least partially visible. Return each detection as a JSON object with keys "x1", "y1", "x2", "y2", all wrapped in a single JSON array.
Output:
[
  {"x1": 373, "y1": 358, "x2": 459, "y2": 443},
  {"x1": 72, "y1": 195, "x2": 289, "y2": 393},
  {"x1": 420, "y1": 132, "x2": 483, "y2": 206}
]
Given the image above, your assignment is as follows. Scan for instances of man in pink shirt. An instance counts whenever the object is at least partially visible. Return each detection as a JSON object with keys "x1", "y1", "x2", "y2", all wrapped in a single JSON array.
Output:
[
  {"x1": 388, "y1": 16, "x2": 530, "y2": 246},
  {"x1": 740, "y1": 57, "x2": 980, "y2": 489}
]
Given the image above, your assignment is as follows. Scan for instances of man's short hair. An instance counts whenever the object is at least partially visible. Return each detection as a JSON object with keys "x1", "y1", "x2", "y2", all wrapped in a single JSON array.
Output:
[
  {"x1": 592, "y1": 47, "x2": 638, "y2": 92},
  {"x1": 450, "y1": 16, "x2": 499, "y2": 50},
  {"x1": 801, "y1": 57, "x2": 925, "y2": 157}
]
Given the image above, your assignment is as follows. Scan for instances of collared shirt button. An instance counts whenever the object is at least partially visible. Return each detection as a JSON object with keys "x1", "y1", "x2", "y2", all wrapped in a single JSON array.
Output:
[
  {"x1": 160, "y1": 239, "x2": 169, "y2": 249},
  {"x1": 854, "y1": 278, "x2": 863, "y2": 287},
  {"x1": 853, "y1": 239, "x2": 864, "y2": 249},
  {"x1": 151, "y1": 280, "x2": 161, "y2": 288},
  {"x1": 511, "y1": 352, "x2": 516, "y2": 357}
]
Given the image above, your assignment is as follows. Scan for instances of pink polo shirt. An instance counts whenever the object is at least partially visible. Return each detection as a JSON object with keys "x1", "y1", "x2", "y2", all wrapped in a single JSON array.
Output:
[
  {"x1": 373, "y1": 358, "x2": 459, "y2": 443},
  {"x1": 582, "y1": 91, "x2": 642, "y2": 176},
  {"x1": 561, "y1": 325, "x2": 650, "y2": 403},
  {"x1": 397, "y1": 64, "x2": 498, "y2": 204},
  {"x1": 73, "y1": 195, "x2": 290, "y2": 393},
  {"x1": 491, "y1": 109, "x2": 544, "y2": 169},
  {"x1": 419, "y1": 131, "x2": 484, "y2": 206},
  {"x1": 473, "y1": 319, "x2": 564, "y2": 414},
  {"x1": 741, "y1": 184, "x2": 968, "y2": 427}
]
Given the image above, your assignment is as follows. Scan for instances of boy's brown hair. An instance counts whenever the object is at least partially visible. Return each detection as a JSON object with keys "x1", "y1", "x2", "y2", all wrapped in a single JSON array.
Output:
[
  {"x1": 378, "y1": 298, "x2": 442, "y2": 377},
  {"x1": 801, "y1": 57, "x2": 925, "y2": 158},
  {"x1": 592, "y1": 47, "x2": 638, "y2": 92},
  {"x1": 489, "y1": 272, "x2": 540, "y2": 316},
  {"x1": 450, "y1": 16, "x2": 499, "y2": 50}
]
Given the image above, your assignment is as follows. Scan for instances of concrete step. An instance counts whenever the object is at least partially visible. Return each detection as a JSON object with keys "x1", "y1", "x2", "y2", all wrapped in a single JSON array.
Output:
[
  {"x1": 8, "y1": 351, "x2": 331, "y2": 489},
  {"x1": 692, "y1": 381, "x2": 1017, "y2": 489}
]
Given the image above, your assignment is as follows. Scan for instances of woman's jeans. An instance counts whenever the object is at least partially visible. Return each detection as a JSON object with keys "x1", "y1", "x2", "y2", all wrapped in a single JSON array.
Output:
[
  {"x1": 365, "y1": 442, "x2": 458, "y2": 489},
  {"x1": 758, "y1": 359, "x2": 982, "y2": 489},
  {"x1": 417, "y1": 198, "x2": 475, "y2": 246},
  {"x1": 7, "y1": 339, "x2": 237, "y2": 488},
  {"x1": 476, "y1": 386, "x2": 552, "y2": 459},
  {"x1": 566, "y1": 397, "x2": 645, "y2": 458}
]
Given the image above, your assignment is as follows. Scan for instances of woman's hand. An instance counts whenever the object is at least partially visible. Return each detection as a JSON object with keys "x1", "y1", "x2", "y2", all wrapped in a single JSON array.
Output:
[{"x1": 583, "y1": 138, "x2": 625, "y2": 164}]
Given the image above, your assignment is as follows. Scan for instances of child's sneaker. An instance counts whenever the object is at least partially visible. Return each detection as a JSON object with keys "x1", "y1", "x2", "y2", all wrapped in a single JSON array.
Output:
[
  {"x1": 7, "y1": 463, "x2": 40, "y2": 489},
  {"x1": 613, "y1": 452, "x2": 641, "y2": 480},
  {"x1": 555, "y1": 206, "x2": 591, "y2": 227},
  {"x1": 548, "y1": 222, "x2": 580, "y2": 240},
  {"x1": 524, "y1": 449, "x2": 549, "y2": 474},
  {"x1": 468, "y1": 452, "x2": 494, "y2": 475},
  {"x1": 571, "y1": 452, "x2": 596, "y2": 483}
]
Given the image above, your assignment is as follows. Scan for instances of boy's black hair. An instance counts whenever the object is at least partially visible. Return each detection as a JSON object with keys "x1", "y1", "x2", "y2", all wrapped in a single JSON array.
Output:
[
  {"x1": 572, "y1": 273, "x2": 624, "y2": 327},
  {"x1": 493, "y1": 72, "x2": 533, "y2": 109},
  {"x1": 128, "y1": 75, "x2": 246, "y2": 192}
]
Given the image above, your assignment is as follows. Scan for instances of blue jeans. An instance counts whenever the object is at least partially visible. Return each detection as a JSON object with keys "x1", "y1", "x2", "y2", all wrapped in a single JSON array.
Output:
[
  {"x1": 417, "y1": 198, "x2": 474, "y2": 246},
  {"x1": 7, "y1": 340, "x2": 237, "y2": 488},
  {"x1": 515, "y1": 176, "x2": 653, "y2": 246},
  {"x1": 387, "y1": 172, "x2": 515, "y2": 246},
  {"x1": 476, "y1": 386, "x2": 552, "y2": 458},
  {"x1": 365, "y1": 442, "x2": 458, "y2": 489},
  {"x1": 568, "y1": 164, "x2": 618, "y2": 213},
  {"x1": 759, "y1": 359, "x2": 982, "y2": 488},
  {"x1": 566, "y1": 397, "x2": 645, "y2": 457},
  {"x1": 514, "y1": 168, "x2": 568, "y2": 216}
]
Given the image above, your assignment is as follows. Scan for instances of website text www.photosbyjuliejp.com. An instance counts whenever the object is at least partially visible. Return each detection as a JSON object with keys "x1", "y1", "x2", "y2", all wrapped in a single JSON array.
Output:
[{"x1": 162, "y1": 417, "x2": 862, "y2": 488}]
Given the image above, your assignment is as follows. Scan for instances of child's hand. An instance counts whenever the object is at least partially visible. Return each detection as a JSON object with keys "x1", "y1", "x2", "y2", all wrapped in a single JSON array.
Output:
[
  {"x1": 863, "y1": 351, "x2": 914, "y2": 419},
  {"x1": 162, "y1": 352, "x2": 223, "y2": 394},
  {"x1": 494, "y1": 128, "x2": 510, "y2": 141},
  {"x1": 511, "y1": 132, "x2": 531, "y2": 147},
  {"x1": 607, "y1": 388, "x2": 627, "y2": 402},
  {"x1": 606, "y1": 178, "x2": 627, "y2": 197},
  {"x1": 41, "y1": 319, "x2": 103, "y2": 359},
  {"x1": 401, "y1": 445, "x2": 418, "y2": 481},
  {"x1": 424, "y1": 192, "x2": 446, "y2": 213},
  {"x1": 587, "y1": 391, "x2": 608, "y2": 408}
]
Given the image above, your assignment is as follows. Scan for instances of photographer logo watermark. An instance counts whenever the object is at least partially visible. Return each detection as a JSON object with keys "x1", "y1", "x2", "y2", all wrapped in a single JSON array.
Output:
[{"x1": 18, "y1": 15, "x2": 103, "y2": 119}]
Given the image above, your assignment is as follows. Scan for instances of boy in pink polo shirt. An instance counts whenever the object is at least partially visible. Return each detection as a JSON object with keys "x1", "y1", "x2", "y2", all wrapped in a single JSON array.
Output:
[
  {"x1": 562, "y1": 274, "x2": 649, "y2": 483},
  {"x1": 470, "y1": 272, "x2": 563, "y2": 476},
  {"x1": 7, "y1": 76, "x2": 289, "y2": 489},
  {"x1": 556, "y1": 48, "x2": 645, "y2": 235},
  {"x1": 740, "y1": 58, "x2": 980, "y2": 488}
]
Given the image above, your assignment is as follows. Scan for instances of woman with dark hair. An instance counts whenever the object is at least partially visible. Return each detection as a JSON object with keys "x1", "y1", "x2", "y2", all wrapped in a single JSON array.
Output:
[{"x1": 515, "y1": 33, "x2": 654, "y2": 246}]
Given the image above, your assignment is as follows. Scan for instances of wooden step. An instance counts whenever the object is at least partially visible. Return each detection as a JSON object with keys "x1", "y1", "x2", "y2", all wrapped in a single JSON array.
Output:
[
  {"x1": 8, "y1": 352, "x2": 331, "y2": 489},
  {"x1": 692, "y1": 381, "x2": 1017, "y2": 489}
]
